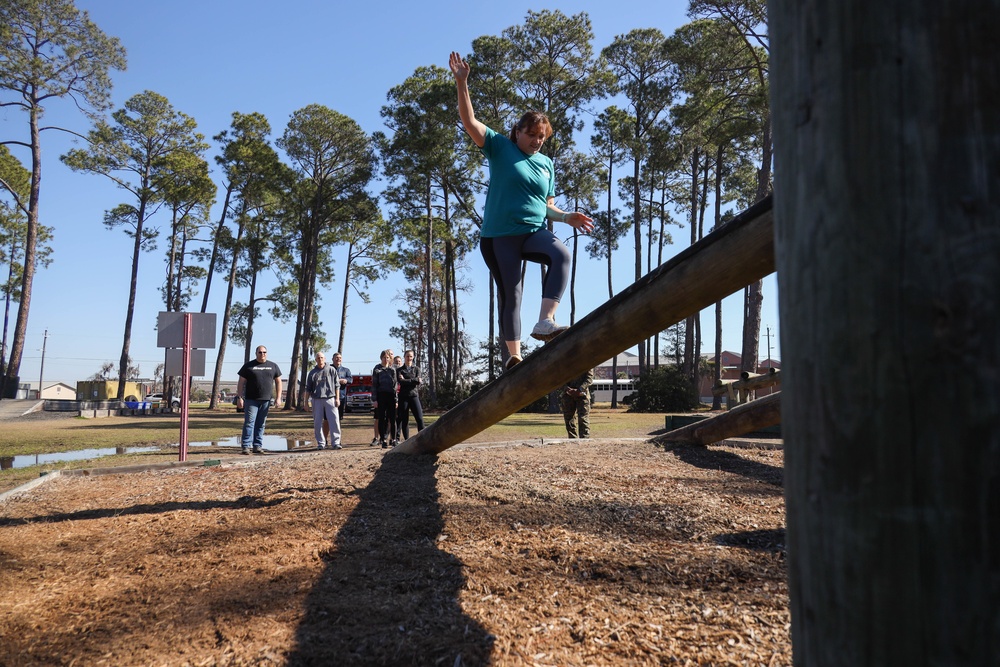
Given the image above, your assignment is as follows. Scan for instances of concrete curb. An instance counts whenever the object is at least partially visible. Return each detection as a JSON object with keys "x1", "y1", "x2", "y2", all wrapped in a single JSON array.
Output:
[
  {"x1": 1, "y1": 437, "x2": 782, "y2": 503},
  {"x1": 22, "y1": 400, "x2": 45, "y2": 416},
  {"x1": 0, "y1": 469, "x2": 62, "y2": 503},
  {"x1": 57, "y1": 458, "x2": 226, "y2": 479},
  {"x1": 0, "y1": 449, "x2": 327, "y2": 503}
]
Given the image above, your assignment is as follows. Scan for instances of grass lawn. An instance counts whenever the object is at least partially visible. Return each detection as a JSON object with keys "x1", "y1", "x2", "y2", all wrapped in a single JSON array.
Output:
[{"x1": 0, "y1": 405, "x2": 669, "y2": 495}]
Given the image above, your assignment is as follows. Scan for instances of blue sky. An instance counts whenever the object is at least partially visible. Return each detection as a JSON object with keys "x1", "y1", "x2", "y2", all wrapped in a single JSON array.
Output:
[{"x1": 3, "y1": 0, "x2": 779, "y2": 387}]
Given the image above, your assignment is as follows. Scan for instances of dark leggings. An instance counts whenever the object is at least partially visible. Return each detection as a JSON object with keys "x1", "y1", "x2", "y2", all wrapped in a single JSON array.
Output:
[
  {"x1": 397, "y1": 394, "x2": 425, "y2": 440},
  {"x1": 480, "y1": 229, "x2": 570, "y2": 342},
  {"x1": 375, "y1": 391, "x2": 397, "y2": 442}
]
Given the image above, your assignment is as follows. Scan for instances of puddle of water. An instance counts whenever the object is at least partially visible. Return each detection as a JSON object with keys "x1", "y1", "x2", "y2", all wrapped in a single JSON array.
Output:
[
  {"x1": 187, "y1": 435, "x2": 314, "y2": 452},
  {"x1": 1, "y1": 434, "x2": 316, "y2": 470},
  {"x1": 3, "y1": 446, "x2": 161, "y2": 470}
]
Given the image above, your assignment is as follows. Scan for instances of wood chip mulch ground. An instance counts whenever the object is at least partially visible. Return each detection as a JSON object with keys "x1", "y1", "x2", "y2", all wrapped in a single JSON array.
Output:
[{"x1": 0, "y1": 439, "x2": 789, "y2": 666}]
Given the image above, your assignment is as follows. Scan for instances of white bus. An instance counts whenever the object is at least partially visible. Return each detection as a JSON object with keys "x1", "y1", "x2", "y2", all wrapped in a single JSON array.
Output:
[{"x1": 589, "y1": 379, "x2": 636, "y2": 404}]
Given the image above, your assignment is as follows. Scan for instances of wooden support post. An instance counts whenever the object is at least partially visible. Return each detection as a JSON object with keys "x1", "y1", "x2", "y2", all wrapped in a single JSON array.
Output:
[
  {"x1": 713, "y1": 369, "x2": 782, "y2": 410},
  {"x1": 654, "y1": 392, "x2": 781, "y2": 447},
  {"x1": 395, "y1": 196, "x2": 775, "y2": 455},
  {"x1": 772, "y1": 1, "x2": 999, "y2": 663}
]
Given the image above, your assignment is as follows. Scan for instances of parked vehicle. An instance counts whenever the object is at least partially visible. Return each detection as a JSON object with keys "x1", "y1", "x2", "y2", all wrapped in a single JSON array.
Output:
[
  {"x1": 146, "y1": 392, "x2": 181, "y2": 409},
  {"x1": 589, "y1": 379, "x2": 637, "y2": 404},
  {"x1": 345, "y1": 375, "x2": 373, "y2": 413}
]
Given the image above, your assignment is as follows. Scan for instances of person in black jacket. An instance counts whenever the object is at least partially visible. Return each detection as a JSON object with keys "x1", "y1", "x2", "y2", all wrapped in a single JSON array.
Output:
[
  {"x1": 396, "y1": 349, "x2": 425, "y2": 440},
  {"x1": 393, "y1": 355, "x2": 404, "y2": 437},
  {"x1": 372, "y1": 349, "x2": 398, "y2": 449}
]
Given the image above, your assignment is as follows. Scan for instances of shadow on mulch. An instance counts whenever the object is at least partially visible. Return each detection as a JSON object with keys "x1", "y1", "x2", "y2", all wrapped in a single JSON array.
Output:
[
  {"x1": 663, "y1": 444, "x2": 783, "y2": 487},
  {"x1": 0, "y1": 487, "x2": 320, "y2": 527},
  {"x1": 287, "y1": 453, "x2": 495, "y2": 666},
  {"x1": 714, "y1": 528, "x2": 786, "y2": 554}
]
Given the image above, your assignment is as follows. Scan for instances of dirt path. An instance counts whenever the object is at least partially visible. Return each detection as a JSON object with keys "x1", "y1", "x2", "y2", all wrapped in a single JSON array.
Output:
[{"x1": 0, "y1": 439, "x2": 789, "y2": 666}]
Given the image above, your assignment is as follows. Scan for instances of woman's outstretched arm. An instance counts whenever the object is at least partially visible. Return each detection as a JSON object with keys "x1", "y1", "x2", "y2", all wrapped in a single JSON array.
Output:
[{"x1": 449, "y1": 51, "x2": 487, "y2": 148}]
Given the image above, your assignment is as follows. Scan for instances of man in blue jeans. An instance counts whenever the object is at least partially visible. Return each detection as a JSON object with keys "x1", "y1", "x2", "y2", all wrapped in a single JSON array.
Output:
[{"x1": 235, "y1": 345, "x2": 283, "y2": 454}]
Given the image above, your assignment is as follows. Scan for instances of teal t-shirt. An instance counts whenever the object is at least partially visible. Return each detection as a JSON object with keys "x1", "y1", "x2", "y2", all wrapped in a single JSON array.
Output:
[{"x1": 480, "y1": 127, "x2": 556, "y2": 238}]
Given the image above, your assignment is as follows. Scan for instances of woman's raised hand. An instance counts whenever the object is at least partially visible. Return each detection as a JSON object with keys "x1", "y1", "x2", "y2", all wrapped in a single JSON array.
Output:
[
  {"x1": 449, "y1": 51, "x2": 470, "y2": 81},
  {"x1": 566, "y1": 211, "x2": 596, "y2": 234}
]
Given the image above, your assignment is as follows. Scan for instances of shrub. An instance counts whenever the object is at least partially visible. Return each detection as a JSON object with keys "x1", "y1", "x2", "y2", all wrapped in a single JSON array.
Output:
[
  {"x1": 628, "y1": 366, "x2": 698, "y2": 413},
  {"x1": 519, "y1": 390, "x2": 553, "y2": 413},
  {"x1": 434, "y1": 379, "x2": 471, "y2": 410}
]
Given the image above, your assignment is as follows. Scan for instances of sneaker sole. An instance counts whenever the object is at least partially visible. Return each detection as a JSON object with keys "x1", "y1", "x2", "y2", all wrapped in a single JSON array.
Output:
[{"x1": 530, "y1": 328, "x2": 568, "y2": 342}]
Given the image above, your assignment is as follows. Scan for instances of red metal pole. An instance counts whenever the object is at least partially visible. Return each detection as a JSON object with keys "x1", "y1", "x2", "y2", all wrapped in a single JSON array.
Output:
[{"x1": 179, "y1": 313, "x2": 191, "y2": 461}]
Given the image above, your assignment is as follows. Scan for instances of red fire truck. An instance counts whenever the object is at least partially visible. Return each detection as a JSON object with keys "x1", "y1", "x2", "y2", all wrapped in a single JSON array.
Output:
[{"x1": 345, "y1": 374, "x2": 373, "y2": 413}]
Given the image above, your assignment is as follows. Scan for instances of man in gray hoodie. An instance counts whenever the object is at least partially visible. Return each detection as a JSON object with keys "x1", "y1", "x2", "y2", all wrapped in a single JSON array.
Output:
[{"x1": 306, "y1": 352, "x2": 341, "y2": 449}]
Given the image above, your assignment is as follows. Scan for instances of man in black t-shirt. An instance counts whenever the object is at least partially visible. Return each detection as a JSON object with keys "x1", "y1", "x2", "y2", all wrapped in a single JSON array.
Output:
[{"x1": 235, "y1": 345, "x2": 283, "y2": 454}]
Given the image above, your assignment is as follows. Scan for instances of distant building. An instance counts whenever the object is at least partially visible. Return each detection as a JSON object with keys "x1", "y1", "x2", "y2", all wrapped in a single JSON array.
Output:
[
  {"x1": 700, "y1": 351, "x2": 782, "y2": 402},
  {"x1": 191, "y1": 380, "x2": 239, "y2": 399},
  {"x1": 41, "y1": 382, "x2": 76, "y2": 400},
  {"x1": 19, "y1": 381, "x2": 77, "y2": 400},
  {"x1": 596, "y1": 350, "x2": 782, "y2": 404},
  {"x1": 595, "y1": 352, "x2": 680, "y2": 380}
]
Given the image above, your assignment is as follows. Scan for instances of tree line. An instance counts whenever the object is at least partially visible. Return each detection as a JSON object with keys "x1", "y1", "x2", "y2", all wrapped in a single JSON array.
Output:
[{"x1": 0, "y1": 0, "x2": 770, "y2": 410}]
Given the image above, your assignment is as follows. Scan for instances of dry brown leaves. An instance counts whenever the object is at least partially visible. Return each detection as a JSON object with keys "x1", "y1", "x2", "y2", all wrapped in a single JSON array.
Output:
[{"x1": 0, "y1": 440, "x2": 789, "y2": 666}]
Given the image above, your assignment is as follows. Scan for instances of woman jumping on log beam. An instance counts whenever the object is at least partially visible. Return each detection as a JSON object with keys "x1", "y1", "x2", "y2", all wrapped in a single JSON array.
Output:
[{"x1": 450, "y1": 50, "x2": 594, "y2": 372}]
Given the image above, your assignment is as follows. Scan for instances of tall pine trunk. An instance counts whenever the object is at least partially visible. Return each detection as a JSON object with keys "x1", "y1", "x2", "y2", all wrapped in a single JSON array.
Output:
[
  {"x1": 116, "y1": 192, "x2": 150, "y2": 401},
  {"x1": 632, "y1": 153, "x2": 644, "y2": 375},
  {"x1": 337, "y1": 242, "x2": 353, "y2": 355},
  {"x1": 712, "y1": 144, "x2": 725, "y2": 410},
  {"x1": 424, "y1": 184, "x2": 436, "y2": 405},
  {"x1": 209, "y1": 217, "x2": 245, "y2": 409},
  {"x1": 201, "y1": 186, "x2": 233, "y2": 313},
  {"x1": 605, "y1": 160, "x2": 620, "y2": 407},
  {"x1": 3, "y1": 110, "x2": 41, "y2": 396}
]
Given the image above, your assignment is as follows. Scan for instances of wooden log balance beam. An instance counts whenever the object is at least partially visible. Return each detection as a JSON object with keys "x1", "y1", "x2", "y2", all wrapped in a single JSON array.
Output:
[
  {"x1": 654, "y1": 392, "x2": 781, "y2": 447},
  {"x1": 393, "y1": 195, "x2": 776, "y2": 456}
]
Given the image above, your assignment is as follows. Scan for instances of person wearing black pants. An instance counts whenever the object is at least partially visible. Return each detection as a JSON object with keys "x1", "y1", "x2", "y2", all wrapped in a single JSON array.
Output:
[
  {"x1": 392, "y1": 355, "x2": 404, "y2": 439},
  {"x1": 450, "y1": 51, "x2": 594, "y2": 372},
  {"x1": 372, "y1": 349, "x2": 398, "y2": 448},
  {"x1": 396, "y1": 349, "x2": 425, "y2": 440}
]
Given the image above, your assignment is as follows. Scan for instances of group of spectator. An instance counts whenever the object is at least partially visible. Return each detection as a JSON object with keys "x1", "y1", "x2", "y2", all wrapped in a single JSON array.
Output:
[
  {"x1": 234, "y1": 344, "x2": 424, "y2": 454},
  {"x1": 370, "y1": 349, "x2": 424, "y2": 449},
  {"x1": 236, "y1": 342, "x2": 595, "y2": 453}
]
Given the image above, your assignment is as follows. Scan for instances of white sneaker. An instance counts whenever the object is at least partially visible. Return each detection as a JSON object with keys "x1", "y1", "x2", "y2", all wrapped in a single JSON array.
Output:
[{"x1": 530, "y1": 318, "x2": 568, "y2": 341}]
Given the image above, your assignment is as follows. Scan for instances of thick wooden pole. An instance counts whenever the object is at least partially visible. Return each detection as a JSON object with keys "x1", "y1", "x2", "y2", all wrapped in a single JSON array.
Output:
[
  {"x1": 713, "y1": 369, "x2": 782, "y2": 408},
  {"x1": 395, "y1": 196, "x2": 774, "y2": 455},
  {"x1": 655, "y1": 392, "x2": 781, "y2": 447},
  {"x1": 770, "y1": 1, "x2": 1000, "y2": 664}
]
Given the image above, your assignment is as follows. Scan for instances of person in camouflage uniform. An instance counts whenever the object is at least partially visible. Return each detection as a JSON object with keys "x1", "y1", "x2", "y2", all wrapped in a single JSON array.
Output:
[{"x1": 561, "y1": 368, "x2": 595, "y2": 438}]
